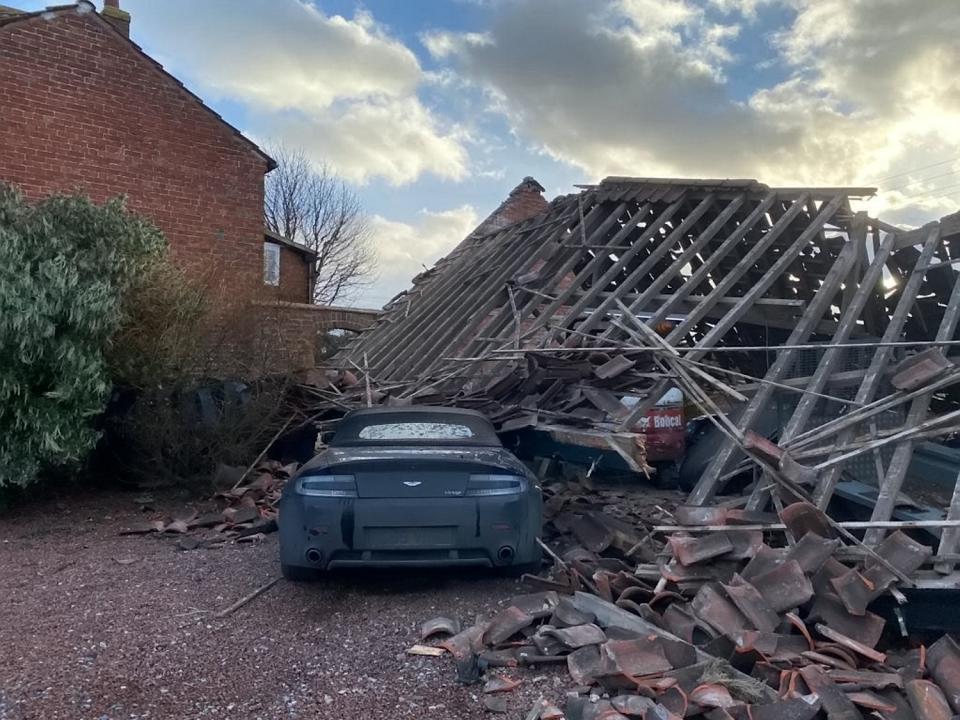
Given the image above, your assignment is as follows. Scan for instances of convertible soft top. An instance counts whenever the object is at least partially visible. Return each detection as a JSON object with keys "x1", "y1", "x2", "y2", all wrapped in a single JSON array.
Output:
[{"x1": 330, "y1": 406, "x2": 502, "y2": 448}]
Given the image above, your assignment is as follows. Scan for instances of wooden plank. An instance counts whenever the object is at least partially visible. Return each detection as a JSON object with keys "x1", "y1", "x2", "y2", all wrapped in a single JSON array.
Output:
[
  {"x1": 554, "y1": 193, "x2": 720, "y2": 344},
  {"x1": 527, "y1": 198, "x2": 688, "y2": 347},
  {"x1": 506, "y1": 200, "x2": 642, "y2": 343},
  {"x1": 935, "y1": 468, "x2": 960, "y2": 573},
  {"x1": 747, "y1": 215, "x2": 887, "y2": 509},
  {"x1": 378, "y1": 204, "x2": 587, "y2": 378},
  {"x1": 688, "y1": 201, "x2": 856, "y2": 504},
  {"x1": 813, "y1": 225, "x2": 945, "y2": 507},
  {"x1": 864, "y1": 261, "x2": 960, "y2": 545},
  {"x1": 457, "y1": 201, "x2": 649, "y2": 366}
]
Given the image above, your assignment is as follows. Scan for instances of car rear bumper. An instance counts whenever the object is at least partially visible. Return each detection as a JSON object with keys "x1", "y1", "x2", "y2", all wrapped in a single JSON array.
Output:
[{"x1": 278, "y1": 493, "x2": 541, "y2": 571}]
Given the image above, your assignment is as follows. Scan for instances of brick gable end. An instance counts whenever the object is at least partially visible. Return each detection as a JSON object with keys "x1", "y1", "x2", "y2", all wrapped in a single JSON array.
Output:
[{"x1": 0, "y1": 8, "x2": 274, "y2": 293}]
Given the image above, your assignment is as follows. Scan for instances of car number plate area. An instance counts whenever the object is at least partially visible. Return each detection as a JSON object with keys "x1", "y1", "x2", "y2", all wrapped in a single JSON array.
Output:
[{"x1": 363, "y1": 526, "x2": 456, "y2": 548}]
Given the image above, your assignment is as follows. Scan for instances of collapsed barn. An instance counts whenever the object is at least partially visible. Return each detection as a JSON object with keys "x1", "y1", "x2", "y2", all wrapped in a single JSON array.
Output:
[{"x1": 296, "y1": 176, "x2": 960, "y2": 717}]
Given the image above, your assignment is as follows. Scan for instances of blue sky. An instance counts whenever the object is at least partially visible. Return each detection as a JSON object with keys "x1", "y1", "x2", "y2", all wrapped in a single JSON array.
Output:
[{"x1": 18, "y1": 0, "x2": 960, "y2": 307}]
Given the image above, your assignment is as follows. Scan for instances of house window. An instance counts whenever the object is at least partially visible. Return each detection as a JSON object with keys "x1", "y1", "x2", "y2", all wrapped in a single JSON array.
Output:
[{"x1": 264, "y1": 242, "x2": 280, "y2": 286}]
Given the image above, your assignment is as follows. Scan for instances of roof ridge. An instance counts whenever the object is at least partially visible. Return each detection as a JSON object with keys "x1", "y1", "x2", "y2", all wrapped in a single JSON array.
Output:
[{"x1": 0, "y1": 2, "x2": 276, "y2": 172}]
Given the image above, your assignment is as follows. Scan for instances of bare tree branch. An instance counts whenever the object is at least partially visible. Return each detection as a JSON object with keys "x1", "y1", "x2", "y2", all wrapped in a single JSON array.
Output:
[{"x1": 264, "y1": 145, "x2": 377, "y2": 305}]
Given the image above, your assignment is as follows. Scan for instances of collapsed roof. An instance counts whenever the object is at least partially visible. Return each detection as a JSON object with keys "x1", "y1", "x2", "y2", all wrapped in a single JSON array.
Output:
[{"x1": 337, "y1": 176, "x2": 960, "y2": 553}]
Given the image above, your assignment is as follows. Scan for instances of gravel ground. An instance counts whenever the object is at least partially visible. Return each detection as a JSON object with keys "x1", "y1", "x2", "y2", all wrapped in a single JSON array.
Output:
[{"x1": 0, "y1": 490, "x2": 568, "y2": 720}]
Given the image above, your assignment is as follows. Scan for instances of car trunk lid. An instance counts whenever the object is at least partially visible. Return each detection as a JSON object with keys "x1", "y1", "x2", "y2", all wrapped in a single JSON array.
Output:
[{"x1": 320, "y1": 447, "x2": 519, "y2": 499}]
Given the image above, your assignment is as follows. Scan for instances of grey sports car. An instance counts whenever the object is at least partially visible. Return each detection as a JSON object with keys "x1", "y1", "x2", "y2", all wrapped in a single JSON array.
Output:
[{"x1": 278, "y1": 406, "x2": 542, "y2": 579}]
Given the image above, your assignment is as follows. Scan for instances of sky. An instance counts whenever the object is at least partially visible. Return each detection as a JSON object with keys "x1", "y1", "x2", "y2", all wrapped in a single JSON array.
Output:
[{"x1": 19, "y1": 0, "x2": 960, "y2": 307}]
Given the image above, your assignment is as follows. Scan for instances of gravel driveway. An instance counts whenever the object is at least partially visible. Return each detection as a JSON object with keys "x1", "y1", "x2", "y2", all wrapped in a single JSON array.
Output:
[{"x1": 0, "y1": 490, "x2": 565, "y2": 719}]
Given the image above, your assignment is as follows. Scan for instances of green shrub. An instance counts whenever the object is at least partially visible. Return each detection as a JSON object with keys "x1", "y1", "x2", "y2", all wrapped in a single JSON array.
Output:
[
  {"x1": 103, "y1": 263, "x2": 294, "y2": 487},
  {"x1": 0, "y1": 186, "x2": 165, "y2": 487}
]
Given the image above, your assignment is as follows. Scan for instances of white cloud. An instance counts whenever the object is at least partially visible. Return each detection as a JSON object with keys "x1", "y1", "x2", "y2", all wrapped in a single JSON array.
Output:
[
  {"x1": 363, "y1": 206, "x2": 480, "y2": 305},
  {"x1": 428, "y1": 0, "x2": 960, "y2": 224},
  {"x1": 124, "y1": 0, "x2": 468, "y2": 185},
  {"x1": 266, "y1": 98, "x2": 469, "y2": 186}
]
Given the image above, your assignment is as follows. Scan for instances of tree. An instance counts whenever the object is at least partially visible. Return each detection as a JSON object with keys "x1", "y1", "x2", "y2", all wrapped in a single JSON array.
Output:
[
  {"x1": 264, "y1": 146, "x2": 376, "y2": 304},
  {"x1": 0, "y1": 186, "x2": 165, "y2": 487}
]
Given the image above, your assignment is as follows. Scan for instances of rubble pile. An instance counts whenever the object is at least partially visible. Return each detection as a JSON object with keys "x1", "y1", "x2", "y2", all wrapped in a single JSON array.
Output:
[
  {"x1": 305, "y1": 346, "x2": 663, "y2": 474},
  {"x1": 419, "y1": 499, "x2": 957, "y2": 719},
  {"x1": 119, "y1": 461, "x2": 294, "y2": 547}
]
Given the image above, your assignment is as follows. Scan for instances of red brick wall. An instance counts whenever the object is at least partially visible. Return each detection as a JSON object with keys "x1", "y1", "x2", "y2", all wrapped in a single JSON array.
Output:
[
  {"x1": 275, "y1": 245, "x2": 312, "y2": 304},
  {"x1": 0, "y1": 9, "x2": 307, "y2": 300},
  {"x1": 250, "y1": 302, "x2": 380, "y2": 372}
]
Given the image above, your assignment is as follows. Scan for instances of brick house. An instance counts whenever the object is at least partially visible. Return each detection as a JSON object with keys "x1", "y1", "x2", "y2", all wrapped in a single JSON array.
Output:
[{"x1": 0, "y1": 0, "x2": 315, "y2": 305}]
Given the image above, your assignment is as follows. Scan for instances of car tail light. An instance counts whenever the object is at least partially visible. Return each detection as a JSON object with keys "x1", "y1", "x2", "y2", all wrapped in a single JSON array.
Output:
[
  {"x1": 297, "y1": 474, "x2": 358, "y2": 497},
  {"x1": 465, "y1": 474, "x2": 526, "y2": 496}
]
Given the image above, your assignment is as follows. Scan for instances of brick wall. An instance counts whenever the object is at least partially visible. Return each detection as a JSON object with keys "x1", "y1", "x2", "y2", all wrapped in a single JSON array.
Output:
[
  {"x1": 0, "y1": 8, "x2": 305, "y2": 300},
  {"x1": 275, "y1": 245, "x2": 312, "y2": 304},
  {"x1": 250, "y1": 302, "x2": 381, "y2": 372}
]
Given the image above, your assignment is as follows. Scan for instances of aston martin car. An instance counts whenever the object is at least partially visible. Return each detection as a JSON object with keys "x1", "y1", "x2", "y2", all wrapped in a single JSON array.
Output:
[{"x1": 278, "y1": 406, "x2": 542, "y2": 579}]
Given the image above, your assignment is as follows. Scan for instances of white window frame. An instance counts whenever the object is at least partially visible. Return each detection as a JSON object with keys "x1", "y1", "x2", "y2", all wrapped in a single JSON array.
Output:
[{"x1": 263, "y1": 241, "x2": 280, "y2": 286}]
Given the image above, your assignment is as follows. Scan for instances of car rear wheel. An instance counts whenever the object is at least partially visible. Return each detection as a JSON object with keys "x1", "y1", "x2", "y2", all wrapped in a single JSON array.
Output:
[{"x1": 281, "y1": 563, "x2": 322, "y2": 582}]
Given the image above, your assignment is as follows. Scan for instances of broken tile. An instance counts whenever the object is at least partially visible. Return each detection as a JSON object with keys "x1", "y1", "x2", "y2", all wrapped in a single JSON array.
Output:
[
  {"x1": 810, "y1": 556, "x2": 849, "y2": 595},
  {"x1": 662, "y1": 603, "x2": 699, "y2": 644},
  {"x1": 532, "y1": 628, "x2": 568, "y2": 656},
  {"x1": 690, "y1": 684, "x2": 736, "y2": 709},
  {"x1": 779, "y1": 502, "x2": 835, "y2": 540},
  {"x1": 722, "y1": 574, "x2": 779, "y2": 633},
  {"x1": 570, "y1": 514, "x2": 616, "y2": 554},
  {"x1": 927, "y1": 635, "x2": 960, "y2": 713},
  {"x1": 815, "y1": 623, "x2": 886, "y2": 663},
  {"x1": 542, "y1": 624, "x2": 607, "y2": 649},
  {"x1": 906, "y1": 679, "x2": 954, "y2": 720},
  {"x1": 862, "y1": 531, "x2": 932, "y2": 600},
  {"x1": 602, "y1": 637, "x2": 673, "y2": 677},
  {"x1": 540, "y1": 702, "x2": 564, "y2": 720},
  {"x1": 829, "y1": 569, "x2": 874, "y2": 617},
  {"x1": 723, "y1": 530, "x2": 763, "y2": 561},
  {"x1": 441, "y1": 624, "x2": 487, "y2": 660},
  {"x1": 668, "y1": 534, "x2": 734, "y2": 566},
  {"x1": 484, "y1": 606, "x2": 535, "y2": 646},
  {"x1": 222, "y1": 506, "x2": 260, "y2": 525},
  {"x1": 740, "y1": 545, "x2": 786, "y2": 582},
  {"x1": 510, "y1": 591, "x2": 561, "y2": 618},
  {"x1": 876, "y1": 689, "x2": 917, "y2": 720},
  {"x1": 891, "y1": 348, "x2": 952, "y2": 391},
  {"x1": 483, "y1": 676, "x2": 522, "y2": 694},
  {"x1": 784, "y1": 532, "x2": 840, "y2": 574},
  {"x1": 797, "y1": 665, "x2": 861, "y2": 720},
  {"x1": 750, "y1": 560, "x2": 813, "y2": 613},
  {"x1": 420, "y1": 616, "x2": 461, "y2": 641},
  {"x1": 846, "y1": 690, "x2": 897, "y2": 713},
  {"x1": 691, "y1": 583, "x2": 749, "y2": 635},
  {"x1": 551, "y1": 598, "x2": 597, "y2": 628},
  {"x1": 826, "y1": 670, "x2": 903, "y2": 690},
  {"x1": 567, "y1": 645, "x2": 613, "y2": 685},
  {"x1": 610, "y1": 694, "x2": 656, "y2": 716},
  {"x1": 747, "y1": 696, "x2": 821, "y2": 720}
]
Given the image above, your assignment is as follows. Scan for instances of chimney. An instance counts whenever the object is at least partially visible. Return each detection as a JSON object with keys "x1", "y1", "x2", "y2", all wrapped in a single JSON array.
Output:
[
  {"x1": 101, "y1": 0, "x2": 130, "y2": 37},
  {"x1": 468, "y1": 176, "x2": 549, "y2": 238}
]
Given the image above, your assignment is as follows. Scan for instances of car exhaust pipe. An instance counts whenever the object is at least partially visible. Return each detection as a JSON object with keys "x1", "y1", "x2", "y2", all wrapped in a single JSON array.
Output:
[
  {"x1": 497, "y1": 546, "x2": 516, "y2": 564},
  {"x1": 305, "y1": 548, "x2": 323, "y2": 564}
]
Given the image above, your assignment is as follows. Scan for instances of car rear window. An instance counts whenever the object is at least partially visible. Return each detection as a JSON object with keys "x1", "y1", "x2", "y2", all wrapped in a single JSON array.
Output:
[
  {"x1": 331, "y1": 410, "x2": 501, "y2": 447},
  {"x1": 358, "y1": 422, "x2": 474, "y2": 441}
]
